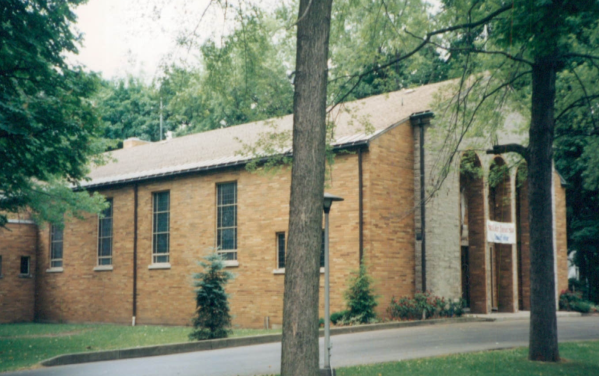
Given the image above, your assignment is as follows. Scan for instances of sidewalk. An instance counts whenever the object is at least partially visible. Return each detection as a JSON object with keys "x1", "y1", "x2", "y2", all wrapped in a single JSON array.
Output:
[{"x1": 464, "y1": 310, "x2": 581, "y2": 321}]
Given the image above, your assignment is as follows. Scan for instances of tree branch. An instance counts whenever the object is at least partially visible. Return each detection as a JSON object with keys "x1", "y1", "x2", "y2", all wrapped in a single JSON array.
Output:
[
  {"x1": 405, "y1": 31, "x2": 534, "y2": 65},
  {"x1": 328, "y1": 3, "x2": 513, "y2": 108},
  {"x1": 486, "y1": 143, "x2": 529, "y2": 161}
]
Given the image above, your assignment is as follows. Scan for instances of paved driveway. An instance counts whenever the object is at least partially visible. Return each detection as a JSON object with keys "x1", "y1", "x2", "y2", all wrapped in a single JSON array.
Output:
[{"x1": 6, "y1": 316, "x2": 599, "y2": 376}]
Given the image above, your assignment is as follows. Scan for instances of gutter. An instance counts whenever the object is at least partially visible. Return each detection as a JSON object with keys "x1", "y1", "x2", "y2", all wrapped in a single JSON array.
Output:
[
  {"x1": 132, "y1": 183, "x2": 138, "y2": 326},
  {"x1": 358, "y1": 147, "x2": 364, "y2": 263}
]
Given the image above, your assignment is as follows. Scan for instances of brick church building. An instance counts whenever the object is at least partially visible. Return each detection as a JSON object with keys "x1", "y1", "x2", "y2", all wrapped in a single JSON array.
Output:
[{"x1": 0, "y1": 80, "x2": 568, "y2": 327}]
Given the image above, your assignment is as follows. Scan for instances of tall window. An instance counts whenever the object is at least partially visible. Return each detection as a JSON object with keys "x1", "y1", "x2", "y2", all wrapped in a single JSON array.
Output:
[
  {"x1": 277, "y1": 233, "x2": 286, "y2": 269},
  {"x1": 20, "y1": 256, "x2": 30, "y2": 276},
  {"x1": 98, "y1": 199, "x2": 113, "y2": 265},
  {"x1": 217, "y1": 182, "x2": 237, "y2": 260},
  {"x1": 153, "y1": 191, "x2": 170, "y2": 264},
  {"x1": 276, "y1": 231, "x2": 324, "y2": 269},
  {"x1": 50, "y1": 225, "x2": 63, "y2": 268}
]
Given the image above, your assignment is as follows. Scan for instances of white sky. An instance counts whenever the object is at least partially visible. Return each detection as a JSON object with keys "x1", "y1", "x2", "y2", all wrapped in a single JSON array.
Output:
[
  {"x1": 72, "y1": 0, "x2": 441, "y2": 81},
  {"x1": 71, "y1": 0, "x2": 224, "y2": 80}
]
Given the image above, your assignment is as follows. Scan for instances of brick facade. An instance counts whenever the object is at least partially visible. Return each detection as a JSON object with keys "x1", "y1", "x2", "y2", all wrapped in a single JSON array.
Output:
[
  {"x1": 0, "y1": 220, "x2": 37, "y2": 323},
  {"x1": 2, "y1": 114, "x2": 570, "y2": 326},
  {"x1": 35, "y1": 153, "x2": 362, "y2": 328}
]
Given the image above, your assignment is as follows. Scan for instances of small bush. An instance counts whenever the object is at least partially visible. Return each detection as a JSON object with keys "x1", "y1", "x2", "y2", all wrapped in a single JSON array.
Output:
[
  {"x1": 387, "y1": 292, "x2": 465, "y2": 321},
  {"x1": 344, "y1": 264, "x2": 378, "y2": 324},
  {"x1": 189, "y1": 254, "x2": 234, "y2": 341},
  {"x1": 330, "y1": 310, "x2": 349, "y2": 325}
]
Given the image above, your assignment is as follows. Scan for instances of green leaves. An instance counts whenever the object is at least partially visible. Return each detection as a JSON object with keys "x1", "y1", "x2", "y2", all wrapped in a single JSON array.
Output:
[{"x1": 0, "y1": 0, "x2": 108, "y2": 226}]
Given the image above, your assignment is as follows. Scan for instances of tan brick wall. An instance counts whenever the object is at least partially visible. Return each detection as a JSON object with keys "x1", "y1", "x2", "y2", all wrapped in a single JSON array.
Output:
[
  {"x1": 363, "y1": 121, "x2": 415, "y2": 317},
  {"x1": 0, "y1": 223, "x2": 37, "y2": 323},
  {"x1": 36, "y1": 186, "x2": 135, "y2": 324},
  {"x1": 36, "y1": 153, "x2": 362, "y2": 328}
]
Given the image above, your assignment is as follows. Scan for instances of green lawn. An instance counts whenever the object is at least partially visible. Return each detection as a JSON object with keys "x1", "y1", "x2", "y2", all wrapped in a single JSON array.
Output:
[
  {"x1": 0, "y1": 323, "x2": 280, "y2": 373},
  {"x1": 337, "y1": 340, "x2": 599, "y2": 376}
]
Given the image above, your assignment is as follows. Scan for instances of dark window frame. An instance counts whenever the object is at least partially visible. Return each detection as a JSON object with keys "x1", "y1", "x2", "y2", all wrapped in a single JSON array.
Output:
[
  {"x1": 98, "y1": 198, "x2": 114, "y2": 266},
  {"x1": 216, "y1": 182, "x2": 237, "y2": 261},
  {"x1": 276, "y1": 232, "x2": 286, "y2": 269},
  {"x1": 152, "y1": 191, "x2": 170, "y2": 264},
  {"x1": 20, "y1": 256, "x2": 30, "y2": 276},
  {"x1": 50, "y1": 225, "x2": 64, "y2": 268}
]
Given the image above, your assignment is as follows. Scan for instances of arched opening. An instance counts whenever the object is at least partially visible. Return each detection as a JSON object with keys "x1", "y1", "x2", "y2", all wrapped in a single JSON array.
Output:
[
  {"x1": 516, "y1": 163, "x2": 530, "y2": 310},
  {"x1": 459, "y1": 152, "x2": 487, "y2": 313},
  {"x1": 488, "y1": 157, "x2": 515, "y2": 312}
]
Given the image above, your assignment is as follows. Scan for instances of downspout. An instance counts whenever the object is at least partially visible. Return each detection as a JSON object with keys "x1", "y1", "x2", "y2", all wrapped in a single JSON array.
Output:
[
  {"x1": 420, "y1": 124, "x2": 427, "y2": 292},
  {"x1": 358, "y1": 147, "x2": 364, "y2": 263},
  {"x1": 410, "y1": 111, "x2": 434, "y2": 293},
  {"x1": 132, "y1": 183, "x2": 138, "y2": 326}
]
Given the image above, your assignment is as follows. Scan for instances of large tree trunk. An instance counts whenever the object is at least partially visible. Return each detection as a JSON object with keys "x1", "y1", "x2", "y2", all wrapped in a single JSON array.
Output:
[
  {"x1": 281, "y1": 1, "x2": 333, "y2": 376},
  {"x1": 528, "y1": 58, "x2": 559, "y2": 362}
]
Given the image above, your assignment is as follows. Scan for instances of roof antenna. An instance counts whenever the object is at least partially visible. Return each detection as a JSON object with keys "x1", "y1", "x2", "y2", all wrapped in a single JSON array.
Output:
[{"x1": 160, "y1": 97, "x2": 163, "y2": 141}]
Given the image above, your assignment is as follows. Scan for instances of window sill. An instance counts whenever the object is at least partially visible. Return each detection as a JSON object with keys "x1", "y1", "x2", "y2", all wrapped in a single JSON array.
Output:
[
  {"x1": 223, "y1": 260, "x2": 239, "y2": 268},
  {"x1": 19, "y1": 274, "x2": 33, "y2": 279},
  {"x1": 93, "y1": 265, "x2": 113, "y2": 272},
  {"x1": 46, "y1": 268, "x2": 64, "y2": 273},
  {"x1": 273, "y1": 267, "x2": 324, "y2": 275},
  {"x1": 148, "y1": 263, "x2": 171, "y2": 270}
]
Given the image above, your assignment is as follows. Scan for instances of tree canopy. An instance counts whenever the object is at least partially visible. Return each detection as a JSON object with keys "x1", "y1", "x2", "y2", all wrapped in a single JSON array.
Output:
[{"x1": 0, "y1": 0, "x2": 108, "y2": 226}]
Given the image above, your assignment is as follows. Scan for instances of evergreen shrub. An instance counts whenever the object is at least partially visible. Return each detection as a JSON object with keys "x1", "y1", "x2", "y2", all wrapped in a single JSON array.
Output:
[{"x1": 189, "y1": 254, "x2": 234, "y2": 341}]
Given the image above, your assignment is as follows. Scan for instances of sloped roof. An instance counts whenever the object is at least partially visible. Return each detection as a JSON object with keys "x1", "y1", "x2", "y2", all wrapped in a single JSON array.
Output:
[{"x1": 83, "y1": 80, "x2": 447, "y2": 188}]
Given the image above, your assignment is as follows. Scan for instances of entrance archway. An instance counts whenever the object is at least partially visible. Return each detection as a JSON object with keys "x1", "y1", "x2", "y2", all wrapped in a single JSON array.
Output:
[
  {"x1": 459, "y1": 152, "x2": 488, "y2": 313},
  {"x1": 488, "y1": 158, "x2": 515, "y2": 312}
]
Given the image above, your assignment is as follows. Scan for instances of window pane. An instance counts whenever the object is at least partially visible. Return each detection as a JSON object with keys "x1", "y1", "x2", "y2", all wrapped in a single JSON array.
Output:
[
  {"x1": 219, "y1": 228, "x2": 236, "y2": 250},
  {"x1": 219, "y1": 206, "x2": 236, "y2": 228},
  {"x1": 20, "y1": 257, "x2": 29, "y2": 274},
  {"x1": 100, "y1": 218, "x2": 112, "y2": 237},
  {"x1": 155, "y1": 255, "x2": 169, "y2": 263},
  {"x1": 102, "y1": 200, "x2": 113, "y2": 218},
  {"x1": 52, "y1": 227, "x2": 63, "y2": 241},
  {"x1": 278, "y1": 233, "x2": 286, "y2": 269},
  {"x1": 219, "y1": 251, "x2": 236, "y2": 260},
  {"x1": 155, "y1": 192, "x2": 169, "y2": 212},
  {"x1": 100, "y1": 239, "x2": 112, "y2": 256},
  {"x1": 99, "y1": 257, "x2": 112, "y2": 266},
  {"x1": 218, "y1": 183, "x2": 236, "y2": 205},
  {"x1": 155, "y1": 233, "x2": 169, "y2": 254},
  {"x1": 155, "y1": 213, "x2": 169, "y2": 233},
  {"x1": 52, "y1": 243, "x2": 63, "y2": 260}
]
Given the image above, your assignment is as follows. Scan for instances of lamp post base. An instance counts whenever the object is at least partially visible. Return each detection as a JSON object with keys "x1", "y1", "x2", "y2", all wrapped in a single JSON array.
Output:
[{"x1": 319, "y1": 367, "x2": 336, "y2": 376}]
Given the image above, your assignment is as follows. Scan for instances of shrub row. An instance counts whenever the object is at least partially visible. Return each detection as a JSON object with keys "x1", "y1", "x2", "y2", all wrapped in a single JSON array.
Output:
[
  {"x1": 386, "y1": 292, "x2": 465, "y2": 321},
  {"x1": 559, "y1": 290, "x2": 598, "y2": 313}
]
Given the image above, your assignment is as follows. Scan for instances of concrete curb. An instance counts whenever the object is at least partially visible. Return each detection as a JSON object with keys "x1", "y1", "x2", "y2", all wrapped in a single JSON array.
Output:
[{"x1": 40, "y1": 317, "x2": 492, "y2": 367}]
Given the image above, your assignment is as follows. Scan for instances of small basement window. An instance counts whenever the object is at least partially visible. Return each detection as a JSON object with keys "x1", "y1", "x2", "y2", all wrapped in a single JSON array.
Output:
[{"x1": 20, "y1": 256, "x2": 30, "y2": 276}]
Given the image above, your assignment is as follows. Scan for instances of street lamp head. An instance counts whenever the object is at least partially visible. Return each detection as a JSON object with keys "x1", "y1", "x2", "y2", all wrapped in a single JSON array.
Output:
[{"x1": 323, "y1": 192, "x2": 344, "y2": 213}]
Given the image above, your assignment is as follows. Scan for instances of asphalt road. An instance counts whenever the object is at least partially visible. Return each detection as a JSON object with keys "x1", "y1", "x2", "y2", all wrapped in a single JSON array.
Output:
[{"x1": 7, "y1": 316, "x2": 599, "y2": 376}]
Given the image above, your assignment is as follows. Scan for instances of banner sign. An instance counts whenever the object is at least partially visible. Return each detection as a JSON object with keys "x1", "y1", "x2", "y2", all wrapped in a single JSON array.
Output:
[{"x1": 486, "y1": 220, "x2": 516, "y2": 244}]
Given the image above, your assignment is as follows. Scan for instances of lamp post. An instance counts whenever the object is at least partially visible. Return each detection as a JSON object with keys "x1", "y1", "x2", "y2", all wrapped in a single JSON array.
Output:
[{"x1": 322, "y1": 193, "x2": 344, "y2": 376}]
